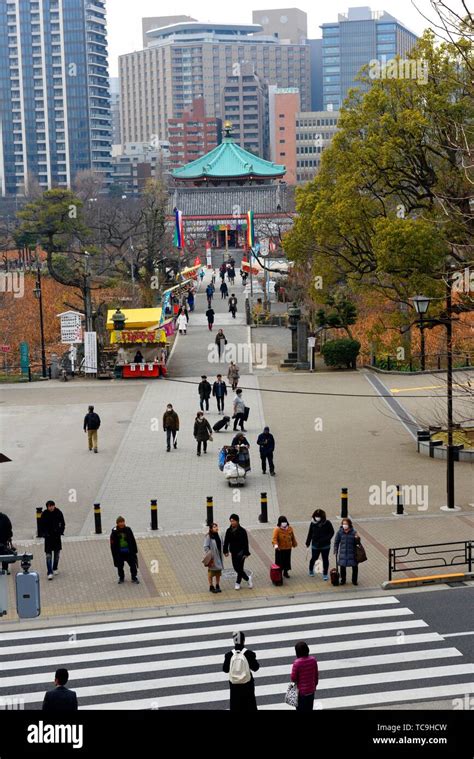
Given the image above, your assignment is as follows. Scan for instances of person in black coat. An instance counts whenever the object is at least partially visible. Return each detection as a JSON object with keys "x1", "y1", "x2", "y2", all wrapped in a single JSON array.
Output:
[
  {"x1": 223, "y1": 514, "x2": 252, "y2": 590},
  {"x1": 198, "y1": 375, "x2": 212, "y2": 411},
  {"x1": 334, "y1": 517, "x2": 360, "y2": 586},
  {"x1": 212, "y1": 374, "x2": 227, "y2": 413},
  {"x1": 220, "y1": 281, "x2": 228, "y2": 299},
  {"x1": 39, "y1": 501, "x2": 65, "y2": 580},
  {"x1": 256, "y1": 426, "x2": 275, "y2": 475},
  {"x1": 42, "y1": 669, "x2": 78, "y2": 711},
  {"x1": 83, "y1": 405, "x2": 101, "y2": 453},
  {"x1": 0, "y1": 512, "x2": 13, "y2": 573},
  {"x1": 193, "y1": 412, "x2": 213, "y2": 456},
  {"x1": 110, "y1": 516, "x2": 140, "y2": 584},
  {"x1": 206, "y1": 307, "x2": 215, "y2": 331},
  {"x1": 223, "y1": 631, "x2": 259, "y2": 712},
  {"x1": 306, "y1": 508, "x2": 335, "y2": 581}
]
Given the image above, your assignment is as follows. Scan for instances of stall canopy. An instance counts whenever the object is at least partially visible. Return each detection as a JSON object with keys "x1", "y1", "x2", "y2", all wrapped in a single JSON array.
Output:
[{"x1": 106, "y1": 308, "x2": 168, "y2": 345}]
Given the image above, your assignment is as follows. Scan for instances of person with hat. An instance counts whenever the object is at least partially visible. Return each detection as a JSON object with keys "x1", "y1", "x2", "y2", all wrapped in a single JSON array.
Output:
[
  {"x1": 110, "y1": 516, "x2": 140, "y2": 584},
  {"x1": 256, "y1": 426, "x2": 276, "y2": 476},
  {"x1": 198, "y1": 375, "x2": 212, "y2": 412},
  {"x1": 223, "y1": 631, "x2": 260, "y2": 712}
]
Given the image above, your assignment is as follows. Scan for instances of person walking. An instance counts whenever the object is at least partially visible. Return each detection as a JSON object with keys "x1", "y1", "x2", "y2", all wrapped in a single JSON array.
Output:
[
  {"x1": 206, "y1": 306, "x2": 215, "y2": 331},
  {"x1": 215, "y1": 329, "x2": 227, "y2": 360},
  {"x1": 0, "y1": 511, "x2": 13, "y2": 574},
  {"x1": 227, "y1": 266, "x2": 235, "y2": 285},
  {"x1": 39, "y1": 500, "x2": 65, "y2": 580},
  {"x1": 206, "y1": 283, "x2": 214, "y2": 309},
  {"x1": 228, "y1": 293, "x2": 238, "y2": 318},
  {"x1": 232, "y1": 388, "x2": 246, "y2": 431},
  {"x1": 290, "y1": 641, "x2": 318, "y2": 712},
  {"x1": 212, "y1": 374, "x2": 227, "y2": 413},
  {"x1": 110, "y1": 516, "x2": 140, "y2": 584},
  {"x1": 163, "y1": 403, "x2": 179, "y2": 451},
  {"x1": 223, "y1": 632, "x2": 259, "y2": 712},
  {"x1": 83, "y1": 404, "x2": 101, "y2": 453},
  {"x1": 203, "y1": 522, "x2": 224, "y2": 593},
  {"x1": 176, "y1": 310, "x2": 188, "y2": 335},
  {"x1": 219, "y1": 264, "x2": 227, "y2": 282},
  {"x1": 220, "y1": 281, "x2": 228, "y2": 299},
  {"x1": 211, "y1": 269, "x2": 217, "y2": 286},
  {"x1": 199, "y1": 269, "x2": 205, "y2": 283},
  {"x1": 256, "y1": 426, "x2": 275, "y2": 475},
  {"x1": 334, "y1": 517, "x2": 360, "y2": 586},
  {"x1": 223, "y1": 514, "x2": 252, "y2": 590},
  {"x1": 194, "y1": 411, "x2": 212, "y2": 456},
  {"x1": 42, "y1": 669, "x2": 78, "y2": 712},
  {"x1": 198, "y1": 375, "x2": 212, "y2": 411},
  {"x1": 272, "y1": 516, "x2": 297, "y2": 578},
  {"x1": 306, "y1": 509, "x2": 334, "y2": 580},
  {"x1": 187, "y1": 288, "x2": 195, "y2": 312},
  {"x1": 227, "y1": 361, "x2": 240, "y2": 391}
]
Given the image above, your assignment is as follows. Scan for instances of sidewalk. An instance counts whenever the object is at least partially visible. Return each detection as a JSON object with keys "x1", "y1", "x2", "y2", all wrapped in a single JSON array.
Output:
[{"x1": 5, "y1": 511, "x2": 473, "y2": 622}]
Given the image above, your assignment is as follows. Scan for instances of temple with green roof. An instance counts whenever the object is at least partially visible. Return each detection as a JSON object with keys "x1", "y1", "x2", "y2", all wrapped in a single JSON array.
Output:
[{"x1": 168, "y1": 123, "x2": 291, "y2": 249}]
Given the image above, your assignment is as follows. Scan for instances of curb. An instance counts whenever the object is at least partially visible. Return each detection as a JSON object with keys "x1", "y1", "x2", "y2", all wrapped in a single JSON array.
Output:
[{"x1": 382, "y1": 572, "x2": 474, "y2": 590}]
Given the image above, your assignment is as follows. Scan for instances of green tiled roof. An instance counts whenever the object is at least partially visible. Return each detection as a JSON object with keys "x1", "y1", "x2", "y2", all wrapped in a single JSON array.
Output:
[{"x1": 172, "y1": 136, "x2": 286, "y2": 179}]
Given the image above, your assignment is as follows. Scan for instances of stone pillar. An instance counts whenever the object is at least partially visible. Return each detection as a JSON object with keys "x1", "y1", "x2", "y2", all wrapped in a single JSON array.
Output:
[
  {"x1": 296, "y1": 321, "x2": 310, "y2": 369},
  {"x1": 50, "y1": 353, "x2": 60, "y2": 379}
]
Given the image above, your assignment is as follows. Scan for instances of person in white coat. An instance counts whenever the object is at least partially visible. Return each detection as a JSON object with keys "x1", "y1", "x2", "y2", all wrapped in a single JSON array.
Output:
[{"x1": 177, "y1": 310, "x2": 188, "y2": 334}]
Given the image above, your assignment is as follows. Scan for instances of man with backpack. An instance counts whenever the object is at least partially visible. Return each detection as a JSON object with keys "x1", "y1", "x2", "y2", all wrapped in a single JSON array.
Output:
[
  {"x1": 223, "y1": 631, "x2": 260, "y2": 711},
  {"x1": 83, "y1": 405, "x2": 101, "y2": 453}
]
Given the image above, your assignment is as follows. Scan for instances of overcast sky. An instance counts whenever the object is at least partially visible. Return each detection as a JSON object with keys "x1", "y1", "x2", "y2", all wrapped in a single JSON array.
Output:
[{"x1": 106, "y1": 0, "x2": 456, "y2": 76}]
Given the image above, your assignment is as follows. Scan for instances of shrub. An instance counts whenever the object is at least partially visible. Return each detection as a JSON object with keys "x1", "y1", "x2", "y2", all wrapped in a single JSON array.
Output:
[{"x1": 321, "y1": 338, "x2": 361, "y2": 369}]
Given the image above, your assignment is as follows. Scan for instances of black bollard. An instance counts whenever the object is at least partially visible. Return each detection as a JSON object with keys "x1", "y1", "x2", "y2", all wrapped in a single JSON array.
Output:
[
  {"x1": 258, "y1": 492, "x2": 268, "y2": 523},
  {"x1": 150, "y1": 499, "x2": 158, "y2": 530},
  {"x1": 340, "y1": 488, "x2": 348, "y2": 519},
  {"x1": 396, "y1": 485, "x2": 404, "y2": 515},
  {"x1": 94, "y1": 503, "x2": 102, "y2": 535},
  {"x1": 206, "y1": 496, "x2": 214, "y2": 527}
]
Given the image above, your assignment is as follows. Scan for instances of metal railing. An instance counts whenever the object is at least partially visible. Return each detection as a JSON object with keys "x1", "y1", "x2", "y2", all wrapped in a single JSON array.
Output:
[
  {"x1": 362, "y1": 352, "x2": 474, "y2": 372},
  {"x1": 388, "y1": 540, "x2": 473, "y2": 581}
]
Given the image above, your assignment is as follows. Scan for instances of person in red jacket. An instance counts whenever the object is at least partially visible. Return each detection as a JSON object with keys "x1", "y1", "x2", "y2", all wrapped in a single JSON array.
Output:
[{"x1": 290, "y1": 641, "x2": 319, "y2": 712}]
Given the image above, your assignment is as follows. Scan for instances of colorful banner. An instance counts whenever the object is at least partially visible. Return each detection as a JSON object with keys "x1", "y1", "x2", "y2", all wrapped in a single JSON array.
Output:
[
  {"x1": 174, "y1": 209, "x2": 185, "y2": 249},
  {"x1": 111, "y1": 329, "x2": 167, "y2": 345},
  {"x1": 246, "y1": 210, "x2": 255, "y2": 248}
]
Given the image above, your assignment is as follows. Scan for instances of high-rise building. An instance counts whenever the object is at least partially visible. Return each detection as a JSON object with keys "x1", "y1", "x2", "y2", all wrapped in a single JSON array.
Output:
[
  {"x1": 308, "y1": 39, "x2": 323, "y2": 111},
  {"x1": 222, "y1": 63, "x2": 269, "y2": 159},
  {"x1": 110, "y1": 77, "x2": 121, "y2": 151},
  {"x1": 321, "y1": 7, "x2": 418, "y2": 110},
  {"x1": 268, "y1": 86, "x2": 300, "y2": 184},
  {"x1": 142, "y1": 15, "x2": 197, "y2": 48},
  {"x1": 295, "y1": 111, "x2": 340, "y2": 183},
  {"x1": 0, "y1": 0, "x2": 111, "y2": 197},
  {"x1": 252, "y1": 7, "x2": 307, "y2": 44},
  {"x1": 119, "y1": 21, "x2": 311, "y2": 146},
  {"x1": 168, "y1": 97, "x2": 221, "y2": 170}
]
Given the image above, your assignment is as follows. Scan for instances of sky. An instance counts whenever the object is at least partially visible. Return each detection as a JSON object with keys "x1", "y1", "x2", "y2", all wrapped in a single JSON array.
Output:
[{"x1": 105, "y1": 0, "x2": 459, "y2": 76}]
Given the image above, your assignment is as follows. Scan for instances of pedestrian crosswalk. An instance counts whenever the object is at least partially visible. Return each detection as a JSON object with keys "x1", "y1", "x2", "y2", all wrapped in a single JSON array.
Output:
[{"x1": 0, "y1": 595, "x2": 472, "y2": 710}]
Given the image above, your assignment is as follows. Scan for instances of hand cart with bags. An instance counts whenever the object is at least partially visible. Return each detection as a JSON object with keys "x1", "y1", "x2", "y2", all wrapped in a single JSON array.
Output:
[{"x1": 218, "y1": 444, "x2": 250, "y2": 487}]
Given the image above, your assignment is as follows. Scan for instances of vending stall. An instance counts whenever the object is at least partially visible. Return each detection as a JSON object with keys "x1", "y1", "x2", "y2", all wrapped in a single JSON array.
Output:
[{"x1": 107, "y1": 308, "x2": 170, "y2": 379}]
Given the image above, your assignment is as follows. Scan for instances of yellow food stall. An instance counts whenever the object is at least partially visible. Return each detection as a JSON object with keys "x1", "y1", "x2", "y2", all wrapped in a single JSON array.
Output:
[{"x1": 107, "y1": 308, "x2": 170, "y2": 378}]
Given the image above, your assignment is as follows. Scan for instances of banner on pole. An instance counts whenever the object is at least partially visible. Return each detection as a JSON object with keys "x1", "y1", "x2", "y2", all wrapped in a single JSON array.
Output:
[{"x1": 84, "y1": 332, "x2": 97, "y2": 374}]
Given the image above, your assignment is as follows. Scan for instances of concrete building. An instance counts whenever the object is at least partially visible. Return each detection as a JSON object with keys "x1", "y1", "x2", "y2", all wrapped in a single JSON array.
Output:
[
  {"x1": 308, "y1": 39, "x2": 323, "y2": 111},
  {"x1": 142, "y1": 15, "x2": 197, "y2": 48},
  {"x1": 295, "y1": 111, "x2": 340, "y2": 184},
  {"x1": 119, "y1": 21, "x2": 311, "y2": 146},
  {"x1": 0, "y1": 0, "x2": 111, "y2": 196},
  {"x1": 252, "y1": 7, "x2": 307, "y2": 43},
  {"x1": 110, "y1": 141, "x2": 170, "y2": 196},
  {"x1": 110, "y1": 77, "x2": 122, "y2": 152},
  {"x1": 268, "y1": 87, "x2": 300, "y2": 185},
  {"x1": 321, "y1": 7, "x2": 418, "y2": 110},
  {"x1": 222, "y1": 63, "x2": 269, "y2": 159},
  {"x1": 168, "y1": 97, "x2": 221, "y2": 170}
]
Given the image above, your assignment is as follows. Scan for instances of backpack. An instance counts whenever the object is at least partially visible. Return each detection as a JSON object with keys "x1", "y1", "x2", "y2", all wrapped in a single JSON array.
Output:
[{"x1": 228, "y1": 648, "x2": 251, "y2": 685}]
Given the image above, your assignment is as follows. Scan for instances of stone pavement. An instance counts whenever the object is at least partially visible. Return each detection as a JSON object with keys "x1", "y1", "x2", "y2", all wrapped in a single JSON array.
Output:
[
  {"x1": 80, "y1": 268, "x2": 279, "y2": 535},
  {"x1": 4, "y1": 511, "x2": 473, "y2": 622}
]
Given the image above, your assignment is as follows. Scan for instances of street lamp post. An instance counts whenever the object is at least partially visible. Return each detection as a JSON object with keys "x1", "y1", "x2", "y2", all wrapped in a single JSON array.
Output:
[
  {"x1": 33, "y1": 262, "x2": 47, "y2": 379},
  {"x1": 411, "y1": 295, "x2": 430, "y2": 370}
]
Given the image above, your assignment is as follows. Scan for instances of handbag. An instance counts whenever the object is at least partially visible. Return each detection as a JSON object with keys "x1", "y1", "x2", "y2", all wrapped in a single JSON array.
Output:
[
  {"x1": 284, "y1": 682, "x2": 299, "y2": 707},
  {"x1": 355, "y1": 542, "x2": 367, "y2": 563},
  {"x1": 202, "y1": 551, "x2": 213, "y2": 567}
]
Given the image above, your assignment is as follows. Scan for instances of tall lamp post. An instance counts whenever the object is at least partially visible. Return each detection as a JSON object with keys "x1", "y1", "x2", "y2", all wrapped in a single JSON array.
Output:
[
  {"x1": 33, "y1": 263, "x2": 47, "y2": 379},
  {"x1": 412, "y1": 274, "x2": 460, "y2": 511},
  {"x1": 411, "y1": 295, "x2": 429, "y2": 370}
]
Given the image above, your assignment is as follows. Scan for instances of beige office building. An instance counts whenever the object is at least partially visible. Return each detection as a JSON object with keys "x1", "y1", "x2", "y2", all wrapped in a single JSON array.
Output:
[
  {"x1": 119, "y1": 21, "x2": 311, "y2": 146},
  {"x1": 295, "y1": 111, "x2": 340, "y2": 183}
]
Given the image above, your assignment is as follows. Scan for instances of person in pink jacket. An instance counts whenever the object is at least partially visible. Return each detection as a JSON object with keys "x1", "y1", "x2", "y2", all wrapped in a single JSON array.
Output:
[{"x1": 290, "y1": 641, "x2": 319, "y2": 711}]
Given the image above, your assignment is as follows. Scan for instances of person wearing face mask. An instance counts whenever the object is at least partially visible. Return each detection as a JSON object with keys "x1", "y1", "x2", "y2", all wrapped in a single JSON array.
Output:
[
  {"x1": 306, "y1": 508, "x2": 335, "y2": 580},
  {"x1": 163, "y1": 403, "x2": 180, "y2": 452},
  {"x1": 334, "y1": 517, "x2": 360, "y2": 586},
  {"x1": 272, "y1": 516, "x2": 298, "y2": 579},
  {"x1": 203, "y1": 522, "x2": 224, "y2": 593}
]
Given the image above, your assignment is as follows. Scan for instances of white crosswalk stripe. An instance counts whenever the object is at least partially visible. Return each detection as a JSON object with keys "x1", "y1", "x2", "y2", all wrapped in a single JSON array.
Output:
[{"x1": 0, "y1": 595, "x2": 472, "y2": 710}]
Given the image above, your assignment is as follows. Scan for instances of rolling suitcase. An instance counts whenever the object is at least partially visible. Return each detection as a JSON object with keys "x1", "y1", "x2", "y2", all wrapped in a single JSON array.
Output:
[
  {"x1": 213, "y1": 416, "x2": 230, "y2": 432},
  {"x1": 270, "y1": 563, "x2": 283, "y2": 586},
  {"x1": 243, "y1": 406, "x2": 250, "y2": 422},
  {"x1": 330, "y1": 566, "x2": 340, "y2": 586}
]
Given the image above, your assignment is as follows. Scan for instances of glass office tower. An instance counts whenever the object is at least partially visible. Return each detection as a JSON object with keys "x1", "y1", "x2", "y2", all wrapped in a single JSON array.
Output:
[
  {"x1": 321, "y1": 7, "x2": 418, "y2": 111},
  {"x1": 0, "y1": 0, "x2": 111, "y2": 196}
]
